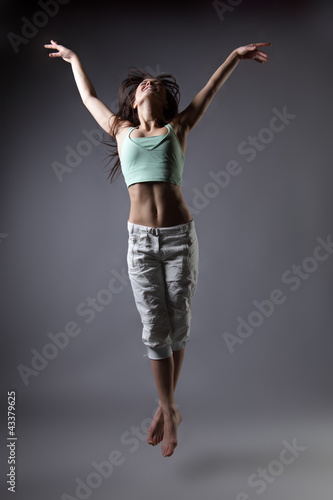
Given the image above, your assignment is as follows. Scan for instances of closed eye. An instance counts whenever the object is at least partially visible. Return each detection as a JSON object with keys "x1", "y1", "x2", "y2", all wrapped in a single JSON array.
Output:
[{"x1": 141, "y1": 80, "x2": 160, "y2": 85}]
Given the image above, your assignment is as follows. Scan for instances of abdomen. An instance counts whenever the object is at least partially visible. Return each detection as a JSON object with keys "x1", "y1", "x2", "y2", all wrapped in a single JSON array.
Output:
[{"x1": 128, "y1": 182, "x2": 192, "y2": 227}]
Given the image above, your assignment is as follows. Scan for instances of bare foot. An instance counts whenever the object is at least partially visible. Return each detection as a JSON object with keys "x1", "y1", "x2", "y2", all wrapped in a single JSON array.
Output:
[
  {"x1": 147, "y1": 404, "x2": 164, "y2": 446},
  {"x1": 161, "y1": 408, "x2": 182, "y2": 457}
]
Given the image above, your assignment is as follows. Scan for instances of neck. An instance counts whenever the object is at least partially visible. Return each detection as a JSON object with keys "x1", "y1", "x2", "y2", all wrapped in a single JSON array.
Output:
[{"x1": 136, "y1": 101, "x2": 165, "y2": 131}]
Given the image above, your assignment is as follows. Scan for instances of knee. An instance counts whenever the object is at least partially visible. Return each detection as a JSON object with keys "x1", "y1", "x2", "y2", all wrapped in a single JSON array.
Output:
[{"x1": 147, "y1": 344, "x2": 173, "y2": 360}]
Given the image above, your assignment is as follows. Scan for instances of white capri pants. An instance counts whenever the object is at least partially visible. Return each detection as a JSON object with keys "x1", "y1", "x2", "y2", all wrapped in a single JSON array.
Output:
[{"x1": 127, "y1": 219, "x2": 199, "y2": 360}]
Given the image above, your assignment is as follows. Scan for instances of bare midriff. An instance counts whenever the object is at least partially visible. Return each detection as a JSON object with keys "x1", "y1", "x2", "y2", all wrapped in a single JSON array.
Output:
[{"x1": 128, "y1": 182, "x2": 193, "y2": 228}]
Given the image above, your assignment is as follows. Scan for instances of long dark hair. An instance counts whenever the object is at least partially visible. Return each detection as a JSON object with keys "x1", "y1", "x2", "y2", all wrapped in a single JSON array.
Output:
[{"x1": 100, "y1": 67, "x2": 180, "y2": 183}]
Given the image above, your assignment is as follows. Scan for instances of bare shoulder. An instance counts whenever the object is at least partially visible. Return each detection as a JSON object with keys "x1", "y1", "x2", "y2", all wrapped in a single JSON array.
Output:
[
  {"x1": 114, "y1": 120, "x2": 136, "y2": 160},
  {"x1": 114, "y1": 119, "x2": 134, "y2": 139}
]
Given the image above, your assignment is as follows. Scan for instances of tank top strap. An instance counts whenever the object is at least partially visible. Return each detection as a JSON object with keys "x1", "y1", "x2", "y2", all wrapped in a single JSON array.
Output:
[{"x1": 124, "y1": 126, "x2": 137, "y2": 141}]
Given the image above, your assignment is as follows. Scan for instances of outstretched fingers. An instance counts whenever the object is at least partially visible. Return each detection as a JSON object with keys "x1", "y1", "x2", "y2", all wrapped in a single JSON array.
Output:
[
  {"x1": 251, "y1": 42, "x2": 272, "y2": 47},
  {"x1": 44, "y1": 39, "x2": 58, "y2": 47},
  {"x1": 255, "y1": 50, "x2": 269, "y2": 61},
  {"x1": 44, "y1": 40, "x2": 60, "y2": 56}
]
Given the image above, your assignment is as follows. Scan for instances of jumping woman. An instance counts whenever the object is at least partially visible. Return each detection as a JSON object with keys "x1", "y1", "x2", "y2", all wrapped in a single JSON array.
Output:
[{"x1": 44, "y1": 39, "x2": 271, "y2": 457}]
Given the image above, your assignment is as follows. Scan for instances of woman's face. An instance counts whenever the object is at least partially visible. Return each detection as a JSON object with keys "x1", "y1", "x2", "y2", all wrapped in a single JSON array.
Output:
[{"x1": 134, "y1": 78, "x2": 167, "y2": 108}]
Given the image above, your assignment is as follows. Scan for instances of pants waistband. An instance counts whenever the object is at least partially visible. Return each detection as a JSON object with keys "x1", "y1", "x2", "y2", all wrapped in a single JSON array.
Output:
[{"x1": 127, "y1": 219, "x2": 194, "y2": 235}]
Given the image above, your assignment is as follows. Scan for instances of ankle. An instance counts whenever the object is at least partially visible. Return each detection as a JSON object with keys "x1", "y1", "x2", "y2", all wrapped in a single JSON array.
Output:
[{"x1": 160, "y1": 402, "x2": 178, "y2": 415}]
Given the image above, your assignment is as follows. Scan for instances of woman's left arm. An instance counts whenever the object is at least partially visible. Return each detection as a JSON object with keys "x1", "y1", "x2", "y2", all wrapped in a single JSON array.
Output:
[{"x1": 177, "y1": 42, "x2": 271, "y2": 133}]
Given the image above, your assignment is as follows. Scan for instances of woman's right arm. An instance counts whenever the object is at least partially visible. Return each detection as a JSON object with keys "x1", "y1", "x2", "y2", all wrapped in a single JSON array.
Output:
[{"x1": 44, "y1": 40, "x2": 117, "y2": 136}]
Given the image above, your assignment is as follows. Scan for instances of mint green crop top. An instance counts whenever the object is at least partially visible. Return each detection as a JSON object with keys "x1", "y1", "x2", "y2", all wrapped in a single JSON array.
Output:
[{"x1": 120, "y1": 122, "x2": 185, "y2": 188}]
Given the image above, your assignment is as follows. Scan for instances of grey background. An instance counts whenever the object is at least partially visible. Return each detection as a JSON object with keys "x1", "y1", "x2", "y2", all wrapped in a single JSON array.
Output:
[{"x1": 1, "y1": 0, "x2": 333, "y2": 499}]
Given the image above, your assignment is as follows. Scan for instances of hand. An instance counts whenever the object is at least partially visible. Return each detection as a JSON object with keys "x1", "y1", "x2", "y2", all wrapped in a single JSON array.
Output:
[
  {"x1": 236, "y1": 42, "x2": 271, "y2": 63},
  {"x1": 44, "y1": 40, "x2": 76, "y2": 63}
]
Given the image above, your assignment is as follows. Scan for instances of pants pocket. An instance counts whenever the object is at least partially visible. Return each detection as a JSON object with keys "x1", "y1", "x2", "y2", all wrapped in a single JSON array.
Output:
[
  {"x1": 127, "y1": 234, "x2": 138, "y2": 271},
  {"x1": 127, "y1": 233, "x2": 152, "y2": 273}
]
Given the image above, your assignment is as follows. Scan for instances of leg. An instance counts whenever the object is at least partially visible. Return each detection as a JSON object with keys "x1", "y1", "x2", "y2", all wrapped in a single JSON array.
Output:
[
  {"x1": 173, "y1": 347, "x2": 185, "y2": 388},
  {"x1": 149, "y1": 355, "x2": 182, "y2": 457},
  {"x1": 127, "y1": 230, "x2": 181, "y2": 454},
  {"x1": 147, "y1": 348, "x2": 185, "y2": 448},
  {"x1": 147, "y1": 222, "x2": 198, "y2": 453}
]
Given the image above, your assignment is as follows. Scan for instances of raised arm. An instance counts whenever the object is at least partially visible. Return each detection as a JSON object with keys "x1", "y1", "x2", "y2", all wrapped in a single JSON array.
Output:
[
  {"x1": 177, "y1": 42, "x2": 271, "y2": 133},
  {"x1": 44, "y1": 40, "x2": 117, "y2": 136}
]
